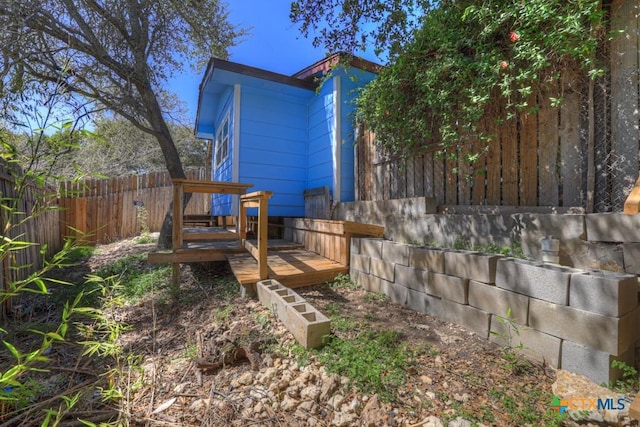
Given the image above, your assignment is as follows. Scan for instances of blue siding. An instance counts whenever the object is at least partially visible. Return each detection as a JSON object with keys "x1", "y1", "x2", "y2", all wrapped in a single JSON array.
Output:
[
  {"x1": 238, "y1": 86, "x2": 310, "y2": 216},
  {"x1": 198, "y1": 60, "x2": 377, "y2": 217},
  {"x1": 337, "y1": 68, "x2": 377, "y2": 202},
  {"x1": 307, "y1": 82, "x2": 334, "y2": 192}
]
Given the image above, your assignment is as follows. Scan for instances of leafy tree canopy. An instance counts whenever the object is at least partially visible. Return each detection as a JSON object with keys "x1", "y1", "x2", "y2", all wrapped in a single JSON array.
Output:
[
  {"x1": 0, "y1": 0, "x2": 245, "y2": 248},
  {"x1": 351, "y1": 0, "x2": 605, "y2": 158},
  {"x1": 4, "y1": 116, "x2": 207, "y2": 179},
  {"x1": 290, "y1": 0, "x2": 433, "y2": 58},
  {"x1": 0, "y1": 0, "x2": 243, "y2": 177}
]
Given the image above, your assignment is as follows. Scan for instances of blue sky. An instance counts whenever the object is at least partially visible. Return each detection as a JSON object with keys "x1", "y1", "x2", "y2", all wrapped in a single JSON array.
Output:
[{"x1": 170, "y1": 0, "x2": 380, "y2": 122}]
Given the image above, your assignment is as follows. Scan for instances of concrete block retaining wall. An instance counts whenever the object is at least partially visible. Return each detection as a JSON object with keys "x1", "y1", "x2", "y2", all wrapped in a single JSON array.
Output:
[
  {"x1": 334, "y1": 198, "x2": 640, "y2": 274},
  {"x1": 350, "y1": 237, "x2": 640, "y2": 385}
]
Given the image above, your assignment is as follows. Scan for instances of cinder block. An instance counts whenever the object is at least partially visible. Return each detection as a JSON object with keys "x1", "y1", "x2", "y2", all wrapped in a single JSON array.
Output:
[
  {"x1": 350, "y1": 237, "x2": 362, "y2": 256},
  {"x1": 361, "y1": 238, "x2": 383, "y2": 259},
  {"x1": 468, "y1": 281, "x2": 529, "y2": 325},
  {"x1": 286, "y1": 302, "x2": 331, "y2": 349},
  {"x1": 406, "y1": 288, "x2": 443, "y2": 318},
  {"x1": 395, "y1": 264, "x2": 431, "y2": 294},
  {"x1": 623, "y1": 243, "x2": 640, "y2": 274},
  {"x1": 496, "y1": 258, "x2": 580, "y2": 305},
  {"x1": 371, "y1": 258, "x2": 395, "y2": 282},
  {"x1": 586, "y1": 213, "x2": 640, "y2": 242},
  {"x1": 408, "y1": 246, "x2": 445, "y2": 273},
  {"x1": 430, "y1": 273, "x2": 468, "y2": 304},
  {"x1": 444, "y1": 250, "x2": 502, "y2": 284},
  {"x1": 561, "y1": 340, "x2": 635, "y2": 385},
  {"x1": 271, "y1": 287, "x2": 304, "y2": 322},
  {"x1": 351, "y1": 254, "x2": 371, "y2": 274},
  {"x1": 529, "y1": 299, "x2": 640, "y2": 356},
  {"x1": 570, "y1": 270, "x2": 638, "y2": 317},
  {"x1": 256, "y1": 279, "x2": 284, "y2": 309},
  {"x1": 382, "y1": 241, "x2": 409, "y2": 266},
  {"x1": 356, "y1": 272, "x2": 390, "y2": 293},
  {"x1": 439, "y1": 299, "x2": 490, "y2": 339},
  {"x1": 380, "y1": 280, "x2": 408, "y2": 305},
  {"x1": 489, "y1": 315, "x2": 561, "y2": 368}
]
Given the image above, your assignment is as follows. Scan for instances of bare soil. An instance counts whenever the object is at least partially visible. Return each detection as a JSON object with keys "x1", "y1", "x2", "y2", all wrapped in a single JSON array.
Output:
[{"x1": 1, "y1": 236, "x2": 562, "y2": 426}]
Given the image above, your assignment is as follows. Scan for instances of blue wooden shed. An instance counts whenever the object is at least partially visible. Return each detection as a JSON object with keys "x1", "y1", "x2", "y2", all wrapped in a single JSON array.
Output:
[{"x1": 194, "y1": 53, "x2": 380, "y2": 217}]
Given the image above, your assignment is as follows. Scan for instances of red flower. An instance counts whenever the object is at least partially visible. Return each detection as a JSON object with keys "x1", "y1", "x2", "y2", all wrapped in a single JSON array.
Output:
[
  {"x1": 509, "y1": 31, "x2": 520, "y2": 43},
  {"x1": 500, "y1": 61, "x2": 509, "y2": 70}
]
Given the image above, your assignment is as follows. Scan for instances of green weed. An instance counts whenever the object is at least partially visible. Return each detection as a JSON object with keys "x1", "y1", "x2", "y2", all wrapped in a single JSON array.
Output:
[
  {"x1": 327, "y1": 273, "x2": 360, "y2": 290},
  {"x1": 489, "y1": 308, "x2": 533, "y2": 375},
  {"x1": 213, "y1": 305, "x2": 234, "y2": 324},
  {"x1": 316, "y1": 329, "x2": 416, "y2": 402},
  {"x1": 363, "y1": 291, "x2": 389, "y2": 305},
  {"x1": 134, "y1": 234, "x2": 156, "y2": 244},
  {"x1": 94, "y1": 253, "x2": 171, "y2": 300},
  {"x1": 610, "y1": 360, "x2": 639, "y2": 393}
]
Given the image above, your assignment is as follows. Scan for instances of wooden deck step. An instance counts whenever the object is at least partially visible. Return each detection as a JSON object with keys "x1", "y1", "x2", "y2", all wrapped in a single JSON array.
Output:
[
  {"x1": 183, "y1": 226, "x2": 238, "y2": 241},
  {"x1": 228, "y1": 249, "x2": 348, "y2": 289}
]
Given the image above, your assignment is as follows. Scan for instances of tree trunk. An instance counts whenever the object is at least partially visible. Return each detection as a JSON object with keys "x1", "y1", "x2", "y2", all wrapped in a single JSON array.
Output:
[{"x1": 137, "y1": 79, "x2": 189, "y2": 250}]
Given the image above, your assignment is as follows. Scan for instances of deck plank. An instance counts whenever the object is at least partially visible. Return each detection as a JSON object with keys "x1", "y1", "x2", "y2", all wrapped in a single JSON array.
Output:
[{"x1": 227, "y1": 249, "x2": 348, "y2": 288}]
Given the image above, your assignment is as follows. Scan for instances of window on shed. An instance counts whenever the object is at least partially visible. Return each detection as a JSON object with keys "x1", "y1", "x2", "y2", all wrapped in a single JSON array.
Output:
[{"x1": 215, "y1": 113, "x2": 230, "y2": 168}]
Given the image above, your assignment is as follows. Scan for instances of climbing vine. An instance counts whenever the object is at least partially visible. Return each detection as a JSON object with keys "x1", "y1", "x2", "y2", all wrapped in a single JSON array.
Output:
[{"x1": 355, "y1": 0, "x2": 606, "y2": 159}]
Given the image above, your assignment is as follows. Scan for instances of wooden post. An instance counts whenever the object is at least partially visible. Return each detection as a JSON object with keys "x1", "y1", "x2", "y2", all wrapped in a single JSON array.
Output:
[
  {"x1": 258, "y1": 196, "x2": 269, "y2": 280},
  {"x1": 171, "y1": 181, "x2": 184, "y2": 289}
]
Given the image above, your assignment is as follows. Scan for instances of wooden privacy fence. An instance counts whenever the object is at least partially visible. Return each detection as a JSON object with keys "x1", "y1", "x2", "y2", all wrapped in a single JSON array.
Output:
[
  {"x1": 0, "y1": 163, "x2": 62, "y2": 318},
  {"x1": 355, "y1": 0, "x2": 639, "y2": 213},
  {"x1": 58, "y1": 169, "x2": 211, "y2": 244}
]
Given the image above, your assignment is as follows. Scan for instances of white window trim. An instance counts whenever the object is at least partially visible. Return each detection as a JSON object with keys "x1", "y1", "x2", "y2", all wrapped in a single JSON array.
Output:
[{"x1": 214, "y1": 111, "x2": 230, "y2": 169}]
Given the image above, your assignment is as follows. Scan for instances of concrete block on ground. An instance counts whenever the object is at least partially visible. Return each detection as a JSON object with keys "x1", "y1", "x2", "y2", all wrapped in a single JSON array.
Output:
[
  {"x1": 256, "y1": 279, "x2": 285, "y2": 309},
  {"x1": 570, "y1": 270, "x2": 638, "y2": 317},
  {"x1": 406, "y1": 288, "x2": 443, "y2": 318},
  {"x1": 586, "y1": 213, "x2": 640, "y2": 243},
  {"x1": 561, "y1": 340, "x2": 635, "y2": 386},
  {"x1": 371, "y1": 257, "x2": 395, "y2": 282},
  {"x1": 496, "y1": 258, "x2": 579, "y2": 305},
  {"x1": 380, "y1": 280, "x2": 409, "y2": 305},
  {"x1": 623, "y1": 243, "x2": 640, "y2": 274},
  {"x1": 529, "y1": 299, "x2": 640, "y2": 356},
  {"x1": 395, "y1": 264, "x2": 431, "y2": 294},
  {"x1": 444, "y1": 250, "x2": 502, "y2": 284},
  {"x1": 430, "y1": 273, "x2": 468, "y2": 304},
  {"x1": 439, "y1": 299, "x2": 490, "y2": 339},
  {"x1": 351, "y1": 253, "x2": 371, "y2": 274},
  {"x1": 256, "y1": 279, "x2": 331, "y2": 349},
  {"x1": 489, "y1": 315, "x2": 561, "y2": 368},
  {"x1": 286, "y1": 302, "x2": 331, "y2": 349},
  {"x1": 408, "y1": 246, "x2": 445, "y2": 273},
  {"x1": 468, "y1": 281, "x2": 529, "y2": 325},
  {"x1": 361, "y1": 238, "x2": 383, "y2": 259},
  {"x1": 270, "y1": 287, "x2": 304, "y2": 323},
  {"x1": 382, "y1": 241, "x2": 409, "y2": 266}
]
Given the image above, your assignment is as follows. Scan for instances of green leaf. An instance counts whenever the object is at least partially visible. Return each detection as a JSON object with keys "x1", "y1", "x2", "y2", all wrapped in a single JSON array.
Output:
[{"x1": 3, "y1": 340, "x2": 21, "y2": 360}]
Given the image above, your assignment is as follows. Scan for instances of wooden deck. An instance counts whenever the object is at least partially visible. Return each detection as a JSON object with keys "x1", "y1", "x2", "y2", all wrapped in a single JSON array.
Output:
[
  {"x1": 227, "y1": 249, "x2": 349, "y2": 288},
  {"x1": 147, "y1": 178, "x2": 384, "y2": 291}
]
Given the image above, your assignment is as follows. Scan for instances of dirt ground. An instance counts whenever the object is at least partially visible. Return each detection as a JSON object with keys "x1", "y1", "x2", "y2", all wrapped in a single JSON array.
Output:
[{"x1": 1, "y1": 237, "x2": 566, "y2": 426}]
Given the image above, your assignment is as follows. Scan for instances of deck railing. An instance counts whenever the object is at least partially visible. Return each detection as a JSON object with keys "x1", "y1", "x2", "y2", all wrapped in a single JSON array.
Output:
[
  {"x1": 170, "y1": 179, "x2": 253, "y2": 287},
  {"x1": 239, "y1": 191, "x2": 273, "y2": 280}
]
